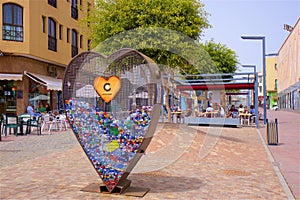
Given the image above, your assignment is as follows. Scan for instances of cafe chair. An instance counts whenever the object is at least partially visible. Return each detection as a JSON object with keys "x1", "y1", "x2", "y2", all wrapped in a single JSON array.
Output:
[
  {"x1": 26, "y1": 116, "x2": 42, "y2": 135},
  {"x1": 56, "y1": 114, "x2": 68, "y2": 131},
  {"x1": 250, "y1": 115, "x2": 256, "y2": 126},
  {"x1": 2, "y1": 114, "x2": 20, "y2": 136},
  {"x1": 41, "y1": 114, "x2": 57, "y2": 132},
  {"x1": 240, "y1": 114, "x2": 251, "y2": 126}
]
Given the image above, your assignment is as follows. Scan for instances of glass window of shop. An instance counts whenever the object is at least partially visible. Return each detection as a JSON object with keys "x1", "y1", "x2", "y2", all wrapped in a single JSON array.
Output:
[
  {"x1": 28, "y1": 79, "x2": 50, "y2": 112},
  {"x1": 0, "y1": 80, "x2": 17, "y2": 116}
]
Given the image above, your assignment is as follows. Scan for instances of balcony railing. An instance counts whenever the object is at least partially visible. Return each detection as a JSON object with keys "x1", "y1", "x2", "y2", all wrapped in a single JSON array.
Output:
[
  {"x1": 2, "y1": 25, "x2": 23, "y2": 42},
  {"x1": 48, "y1": 0, "x2": 56, "y2": 7},
  {"x1": 72, "y1": 45, "x2": 78, "y2": 57},
  {"x1": 71, "y1": 6, "x2": 78, "y2": 20},
  {"x1": 48, "y1": 35, "x2": 57, "y2": 51}
]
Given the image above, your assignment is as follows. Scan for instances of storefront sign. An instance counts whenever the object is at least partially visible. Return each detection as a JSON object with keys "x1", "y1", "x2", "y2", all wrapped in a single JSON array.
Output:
[{"x1": 17, "y1": 90, "x2": 23, "y2": 99}]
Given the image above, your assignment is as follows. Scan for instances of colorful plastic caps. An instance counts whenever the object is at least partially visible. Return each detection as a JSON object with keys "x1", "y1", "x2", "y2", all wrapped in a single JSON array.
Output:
[{"x1": 64, "y1": 99, "x2": 152, "y2": 191}]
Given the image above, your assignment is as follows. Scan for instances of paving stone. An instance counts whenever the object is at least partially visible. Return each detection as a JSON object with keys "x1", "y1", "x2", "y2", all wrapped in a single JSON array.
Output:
[{"x1": 0, "y1": 123, "x2": 290, "y2": 199}]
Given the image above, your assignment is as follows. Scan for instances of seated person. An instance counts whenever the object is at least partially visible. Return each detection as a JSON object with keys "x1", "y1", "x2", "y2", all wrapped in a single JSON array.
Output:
[
  {"x1": 205, "y1": 105, "x2": 214, "y2": 118},
  {"x1": 240, "y1": 106, "x2": 250, "y2": 121},
  {"x1": 218, "y1": 104, "x2": 225, "y2": 118},
  {"x1": 226, "y1": 105, "x2": 238, "y2": 118},
  {"x1": 199, "y1": 109, "x2": 206, "y2": 117},
  {"x1": 206, "y1": 105, "x2": 214, "y2": 112},
  {"x1": 243, "y1": 106, "x2": 249, "y2": 113},
  {"x1": 45, "y1": 103, "x2": 52, "y2": 113},
  {"x1": 249, "y1": 105, "x2": 256, "y2": 122},
  {"x1": 27, "y1": 104, "x2": 40, "y2": 120},
  {"x1": 37, "y1": 102, "x2": 46, "y2": 113},
  {"x1": 238, "y1": 104, "x2": 244, "y2": 114},
  {"x1": 27, "y1": 104, "x2": 35, "y2": 116}
]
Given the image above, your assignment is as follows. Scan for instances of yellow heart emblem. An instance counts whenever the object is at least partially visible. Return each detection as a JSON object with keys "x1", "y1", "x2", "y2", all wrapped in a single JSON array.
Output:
[{"x1": 94, "y1": 76, "x2": 121, "y2": 103}]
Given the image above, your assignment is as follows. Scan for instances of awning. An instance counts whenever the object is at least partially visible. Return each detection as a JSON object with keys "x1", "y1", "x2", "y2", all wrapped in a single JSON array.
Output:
[
  {"x1": 29, "y1": 94, "x2": 50, "y2": 101},
  {"x1": 24, "y1": 71, "x2": 62, "y2": 91},
  {"x1": 176, "y1": 83, "x2": 255, "y2": 90},
  {"x1": 0, "y1": 73, "x2": 23, "y2": 81}
]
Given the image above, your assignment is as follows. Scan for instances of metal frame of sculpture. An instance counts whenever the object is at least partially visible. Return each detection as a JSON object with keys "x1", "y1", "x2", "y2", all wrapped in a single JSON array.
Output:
[{"x1": 63, "y1": 48, "x2": 161, "y2": 194}]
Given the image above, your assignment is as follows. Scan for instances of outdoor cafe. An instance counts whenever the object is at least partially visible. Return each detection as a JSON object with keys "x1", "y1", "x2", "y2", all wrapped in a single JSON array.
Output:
[
  {"x1": 0, "y1": 110, "x2": 68, "y2": 141},
  {"x1": 161, "y1": 72, "x2": 259, "y2": 128}
]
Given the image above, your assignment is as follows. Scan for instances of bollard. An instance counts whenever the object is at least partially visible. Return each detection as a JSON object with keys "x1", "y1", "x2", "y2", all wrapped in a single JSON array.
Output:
[{"x1": 266, "y1": 118, "x2": 278, "y2": 145}]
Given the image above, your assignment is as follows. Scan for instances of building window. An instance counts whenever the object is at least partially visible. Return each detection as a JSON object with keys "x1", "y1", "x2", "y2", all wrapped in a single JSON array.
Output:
[
  {"x1": 274, "y1": 63, "x2": 278, "y2": 70},
  {"x1": 2, "y1": 3, "x2": 23, "y2": 42},
  {"x1": 275, "y1": 79, "x2": 278, "y2": 90},
  {"x1": 71, "y1": 0, "x2": 78, "y2": 20},
  {"x1": 88, "y1": 39, "x2": 91, "y2": 50},
  {"x1": 48, "y1": 18, "x2": 57, "y2": 51},
  {"x1": 71, "y1": 29, "x2": 78, "y2": 57},
  {"x1": 42, "y1": 16, "x2": 46, "y2": 33},
  {"x1": 59, "y1": 24, "x2": 63, "y2": 40},
  {"x1": 259, "y1": 86, "x2": 262, "y2": 94},
  {"x1": 48, "y1": 0, "x2": 57, "y2": 8},
  {"x1": 87, "y1": 2, "x2": 91, "y2": 27},
  {"x1": 67, "y1": 28, "x2": 70, "y2": 43},
  {"x1": 79, "y1": 0, "x2": 82, "y2": 10},
  {"x1": 80, "y1": 35, "x2": 83, "y2": 48}
]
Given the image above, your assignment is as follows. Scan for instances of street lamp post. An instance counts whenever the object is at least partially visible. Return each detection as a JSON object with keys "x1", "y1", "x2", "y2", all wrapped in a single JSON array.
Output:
[
  {"x1": 242, "y1": 65, "x2": 258, "y2": 128},
  {"x1": 241, "y1": 36, "x2": 267, "y2": 124}
]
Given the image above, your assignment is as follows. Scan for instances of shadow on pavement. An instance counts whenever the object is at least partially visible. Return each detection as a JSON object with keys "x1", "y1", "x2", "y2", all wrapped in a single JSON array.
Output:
[{"x1": 129, "y1": 172, "x2": 204, "y2": 193}]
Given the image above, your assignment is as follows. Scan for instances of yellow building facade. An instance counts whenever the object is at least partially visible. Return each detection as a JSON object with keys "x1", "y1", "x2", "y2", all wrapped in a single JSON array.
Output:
[
  {"x1": 266, "y1": 56, "x2": 278, "y2": 108},
  {"x1": 277, "y1": 18, "x2": 300, "y2": 111},
  {"x1": 0, "y1": 0, "x2": 93, "y2": 116}
]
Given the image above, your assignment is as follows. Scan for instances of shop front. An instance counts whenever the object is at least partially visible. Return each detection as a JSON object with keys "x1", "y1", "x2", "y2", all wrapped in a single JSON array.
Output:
[
  {"x1": 24, "y1": 71, "x2": 63, "y2": 113},
  {"x1": 278, "y1": 81, "x2": 300, "y2": 111},
  {"x1": 0, "y1": 74, "x2": 23, "y2": 116},
  {"x1": 0, "y1": 71, "x2": 63, "y2": 116}
]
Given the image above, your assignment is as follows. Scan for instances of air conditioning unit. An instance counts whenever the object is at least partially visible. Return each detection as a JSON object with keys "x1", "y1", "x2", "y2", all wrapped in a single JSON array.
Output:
[{"x1": 47, "y1": 66, "x2": 56, "y2": 73}]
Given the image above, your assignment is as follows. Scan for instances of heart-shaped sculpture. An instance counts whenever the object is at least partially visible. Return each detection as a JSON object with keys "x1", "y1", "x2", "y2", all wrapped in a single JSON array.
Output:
[
  {"x1": 63, "y1": 49, "x2": 161, "y2": 193},
  {"x1": 94, "y1": 76, "x2": 121, "y2": 103}
]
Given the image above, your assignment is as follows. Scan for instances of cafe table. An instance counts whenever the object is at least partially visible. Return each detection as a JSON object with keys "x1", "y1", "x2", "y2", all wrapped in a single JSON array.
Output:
[
  {"x1": 18, "y1": 114, "x2": 31, "y2": 135},
  {"x1": 238, "y1": 113, "x2": 252, "y2": 125},
  {"x1": 171, "y1": 111, "x2": 183, "y2": 123}
]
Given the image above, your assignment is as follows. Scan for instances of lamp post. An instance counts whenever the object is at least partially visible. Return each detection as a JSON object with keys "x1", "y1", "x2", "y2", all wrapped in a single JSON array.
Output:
[
  {"x1": 241, "y1": 36, "x2": 267, "y2": 124},
  {"x1": 242, "y1": 65, "x2": 258, "y2": 128}
]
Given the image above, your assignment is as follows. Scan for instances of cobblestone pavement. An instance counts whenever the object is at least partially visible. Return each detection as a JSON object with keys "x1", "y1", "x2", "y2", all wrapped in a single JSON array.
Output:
[
  {"x1": 259, "y1": 110, "x2": 300, "y2": 199},
  {"x1": 0, "y1": 123, "x2": 290, "y2": 199}
]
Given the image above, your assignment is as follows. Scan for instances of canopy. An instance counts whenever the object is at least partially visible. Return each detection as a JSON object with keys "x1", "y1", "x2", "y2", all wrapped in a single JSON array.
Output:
[
  {"x1": 0, "y1": 73, "x2": 23, "y2": 81},
  {"x1": 25, "y1": 71, "x2": 62, "y2": 91},
  {"x1": 176, "y1": 83, "x2": 255, "y2": 90},
  {"x1": 29, "y1": 94, "x2": 50, "y2": 101}
]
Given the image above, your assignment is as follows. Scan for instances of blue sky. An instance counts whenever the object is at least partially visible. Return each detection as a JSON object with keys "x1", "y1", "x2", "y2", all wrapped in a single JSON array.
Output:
[{"x1": 201, "y1": 0, "x2": 300, "y2": 73}]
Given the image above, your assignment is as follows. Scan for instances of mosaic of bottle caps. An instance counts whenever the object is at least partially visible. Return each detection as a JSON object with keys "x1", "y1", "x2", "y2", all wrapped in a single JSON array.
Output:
[{"x1": 63, "y1": 49, "x2": 162, "y2": 192}]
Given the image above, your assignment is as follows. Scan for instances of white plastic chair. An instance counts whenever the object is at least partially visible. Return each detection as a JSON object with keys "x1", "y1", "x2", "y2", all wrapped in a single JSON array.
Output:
[
  {"x1": 56, "y1": 115, "x2": 67, "y2": 131},
  {"x1": 41, "y1": 114, "x2": 56, "y2": 132}
]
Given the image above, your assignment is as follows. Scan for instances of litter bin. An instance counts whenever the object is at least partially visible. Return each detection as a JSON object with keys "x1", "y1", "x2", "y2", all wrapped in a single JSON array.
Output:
[{"x1": 266, "y1": 118, "x2": 278, "y2": 145}]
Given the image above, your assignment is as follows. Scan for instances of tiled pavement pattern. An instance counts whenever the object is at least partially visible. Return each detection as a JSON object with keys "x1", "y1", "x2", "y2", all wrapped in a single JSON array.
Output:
[
  {"x1": 0, "y1": 123, "x2": 289, "y2": 199},
  {"x1": 259, "y1": 110, "x2": 300, "y2": 199}
]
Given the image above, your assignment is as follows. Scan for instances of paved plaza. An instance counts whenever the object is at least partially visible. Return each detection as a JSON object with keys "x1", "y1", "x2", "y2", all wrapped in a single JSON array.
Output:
[
  {"x1": 0, "y1": 111, "x2": 298, "y2": 199},
  {"x1": 259, "y1": 110, "x2": 300, "y2": 199}
]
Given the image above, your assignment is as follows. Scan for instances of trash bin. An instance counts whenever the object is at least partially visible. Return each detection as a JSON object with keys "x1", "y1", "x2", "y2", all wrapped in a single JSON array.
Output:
[{"x1": 266, "y1": 118, "x2": 278, "y2": 145}]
